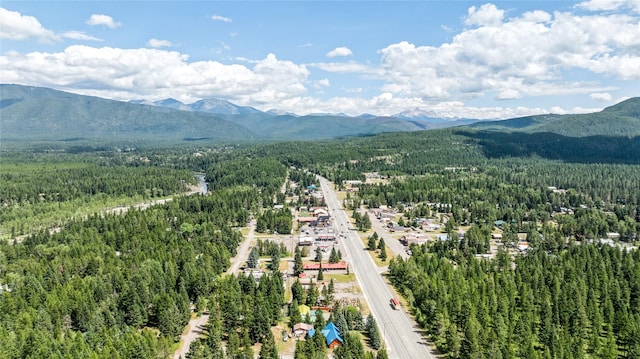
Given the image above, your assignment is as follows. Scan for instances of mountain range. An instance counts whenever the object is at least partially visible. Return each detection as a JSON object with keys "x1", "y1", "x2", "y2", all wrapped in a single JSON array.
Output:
[
  {"x1": 1, "y1": 84, "x2": 638, "y2": 144},
  {"x1": 129, "y1": 97, "x2": 264, "y2": 115},
  {"x1": 468, "y1": 97, "x2": 640, "y2": 137}
]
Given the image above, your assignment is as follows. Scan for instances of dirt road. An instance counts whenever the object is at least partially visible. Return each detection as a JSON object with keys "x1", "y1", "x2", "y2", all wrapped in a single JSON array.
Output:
[
  {"x1": 173, "y1": 313, "x2": 210, "y2": 359},
  {"x1": 227, "y1": 220, "x2": 256, "y2": 275}
]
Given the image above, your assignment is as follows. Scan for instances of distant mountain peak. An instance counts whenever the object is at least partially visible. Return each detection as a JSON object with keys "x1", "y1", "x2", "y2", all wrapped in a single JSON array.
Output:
[
  {"x1": 266, "y1": 109, "x2": 297, "y2": 116},
  {"x1": 158, "y1": 98, "x2": 183, "y2": 105}
]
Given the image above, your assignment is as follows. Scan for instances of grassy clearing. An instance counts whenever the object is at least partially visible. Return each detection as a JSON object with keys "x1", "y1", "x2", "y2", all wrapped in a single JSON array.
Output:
[
  {"x1": 356, "y1": 231, "x2": 391, "y2": 267},
  {"x1": 0, "y1": 194, "x2": 159, "y2": 240},
  {"x1": 324, "y1": 273, "x2": 356, "y2": 283}
]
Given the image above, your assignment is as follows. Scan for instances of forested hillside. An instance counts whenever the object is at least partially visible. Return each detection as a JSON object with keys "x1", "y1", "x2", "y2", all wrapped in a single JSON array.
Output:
[
  {"x1": 0, "y1": 84, "x2": 421, "y2": 142},
  {"x1": 0, "y1": 85, "x2": 254, "y2": 143},
  {"x1": 468, "y1": 97, "x2": 640, "y2": 137}
]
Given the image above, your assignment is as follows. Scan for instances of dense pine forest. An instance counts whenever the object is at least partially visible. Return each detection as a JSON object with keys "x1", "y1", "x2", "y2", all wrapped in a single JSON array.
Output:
[
  {"x1": 1, "y1": 127, "x2": 639, "y2": 358},
  {"x1": 0, "y1": 149, "x2": 288, "y2": 358}
]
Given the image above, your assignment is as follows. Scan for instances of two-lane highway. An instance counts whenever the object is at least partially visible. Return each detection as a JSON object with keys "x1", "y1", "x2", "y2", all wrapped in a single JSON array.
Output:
[{"x1": 319, "y1": 177, "x2": 434, "y2": 359}]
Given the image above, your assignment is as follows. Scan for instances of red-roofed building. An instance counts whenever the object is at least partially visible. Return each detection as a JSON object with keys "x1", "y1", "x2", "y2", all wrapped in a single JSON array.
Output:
[{"x1": 303, "y1": 261, "x2": 347, "y2": 271}]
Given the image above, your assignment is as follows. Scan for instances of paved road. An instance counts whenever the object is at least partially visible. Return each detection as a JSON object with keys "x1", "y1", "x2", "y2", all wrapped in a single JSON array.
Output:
[
  {"x1": 367, "y1": 210, "x2": 410, "y2": 260},
  {"x1": 319, "y1": 177, "x2": 434, "y2": 359}
]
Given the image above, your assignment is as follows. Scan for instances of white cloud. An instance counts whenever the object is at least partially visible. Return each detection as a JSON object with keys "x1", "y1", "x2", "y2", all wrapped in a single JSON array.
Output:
[
  {"x1": 0, "y1": 42, "x2": 592, "y2": 119},
  {"x1": 0, "y1": 7, "x2": 58, "y2": 42},
  {"x1": 465, "y1": 3, "x2": 504, "y2": 27},
  {"x1": 496, "y1": 89, "x2": 521, "y2": 100},
  {"x1": 590, "y1": 92, "x2": 613, "y2": 101},
  {"x1": 377, "y1": 4, "x2": 640, "y2": 103},
  {"x1": 147, "y1": 38, "x2": 172, "y2": 48},
  {"x1": 86, "y1": 14, "x2": 121, "y2": 29},
  {"x1": 0, "y1": 45, "x2": 309, "y2": 106},
  {"x1": 441, "y1": 25, "x2": 454, "y2": 33},
  {"x1": 520, "y1": 10, "x2": 552, "y2": 23},
  {"x1": 310, "y1": 61, "x2": 378, "y2": 75},
  {"x1": 312, "y1": 78, "x2": 330, "y2": 90},
  {"x1": 61, "y1": 31, "x2": 102, "y2": 41},
  {"x1": 211, "y1": 15, "x2": 232, "y2": 23},
  {"x1": 326, "y1": 47, "x2": 353, "y2": 58},
  {"x1": 576, "y1": 0, "x2": 640, "y2": 12}
]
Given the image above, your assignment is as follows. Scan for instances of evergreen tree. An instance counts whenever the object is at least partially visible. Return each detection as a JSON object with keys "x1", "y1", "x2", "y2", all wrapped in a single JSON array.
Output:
[
  {"x1": 289, "y1": 299, "x2": 303, "y2": 327},
  {"x1": 314, "y1": 247, "x2": 323, "y2": 262},
  {"x1": 376, "y1": 347, "x2": 389, "y2": 359},
  {"x1": 366, "y1": 314, "x2": 382, "y2": 350},
  {"x1": 306, "y1": 284, "x2": 319, "y2": 306},
  {"x1": 226, "y1": 330, "x2": 241, "y2": 358},
  {"x1": 334, "y1": 332, "x2": 365, "y2": 359},
  {"x1": 335, "y1": 312, "x2": 349, "y2": 338},
  {"x1": 258, "y1": 330, "x2": 278, "y2": 359},
  {"x1": 379, "y1": 243, "x2": 387, "y2": 262},
  {"x1": 294, "y1": 341, "x2": 309, "y2": 359},
  {"x1": 240, "y1": 329, "x2": 254, "y2": 359},
  {"x1": 247, "y1": 247, "x2": 259, "y2": 269},
  {"x1": 294, "y1": 246, "x2": 304, "y2": 276},
  {"x1": 368, "y1": 234, "x2": 377, "y2": 251},
  {"x1": 250, "y1": 292, "x2": 271, "y2": 343},
  {"x1": 318, "y1": 262, "x2": 324, "y2": 281},
  {"x1": 270, "y1": 247, "x2": 281, "y2": 270},
  {"x1": 154, "y1": 293, "x2": 183, "y2": 341},
  {"x1": 291, "y1": 280, "x2": 305, "y2": 304},
  {"x1": 329, "y1": 247, "x2": 340, "y2": 263},
  {"x1": 314, "y1": 308, "x2": 327, "y2": 330},
  {"x1": 186, "y1": 339, "x2": 214, "y2": 359}
]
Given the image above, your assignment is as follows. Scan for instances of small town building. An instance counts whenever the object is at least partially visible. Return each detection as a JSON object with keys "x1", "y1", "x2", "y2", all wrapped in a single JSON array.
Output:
[
  {"x1": 293, "y1": 323, "x2": 314, "y2": 338},
  {"x1": 303, "y1": 261, "x2": 348, "y2": 271},
  {"x1": 321, "y1": 322, "x2": 343, "y2": 348},
  {"x1": 401, "y1": 233, "x2": 428, "y2": 246},
  {"x1": 299, "y1": 236, "x2": 314, "y2": 246}
]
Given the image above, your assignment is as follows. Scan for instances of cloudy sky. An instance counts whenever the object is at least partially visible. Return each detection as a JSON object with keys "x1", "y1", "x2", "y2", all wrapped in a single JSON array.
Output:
[{"x1": 1, "y1": 1, "x2": 639, "y2": 119}]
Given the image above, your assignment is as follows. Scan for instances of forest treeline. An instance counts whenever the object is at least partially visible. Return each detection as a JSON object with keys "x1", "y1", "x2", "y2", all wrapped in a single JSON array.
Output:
[
  {"x1": 0, "y1": 154, "x2": 197, "y2": 238},
  {"x1": 0, "y1": 152, "x2": 288, "y2": 358}
]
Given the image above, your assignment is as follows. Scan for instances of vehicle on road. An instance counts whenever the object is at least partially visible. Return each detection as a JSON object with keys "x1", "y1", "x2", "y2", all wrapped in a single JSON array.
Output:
[{"x1": 390, "y1": 298, "x2": 400, "y2": 310}]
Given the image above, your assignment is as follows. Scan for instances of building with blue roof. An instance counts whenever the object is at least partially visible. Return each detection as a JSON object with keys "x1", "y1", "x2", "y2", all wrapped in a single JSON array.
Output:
[{"x1": 320, "y1": 322, "x2": 343, "y2": 349}]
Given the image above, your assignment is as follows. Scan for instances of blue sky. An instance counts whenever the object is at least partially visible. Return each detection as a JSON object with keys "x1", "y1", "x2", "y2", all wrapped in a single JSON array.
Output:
[{"x1": 1, "y1": 1, "x2": 639, "y2": 119}]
